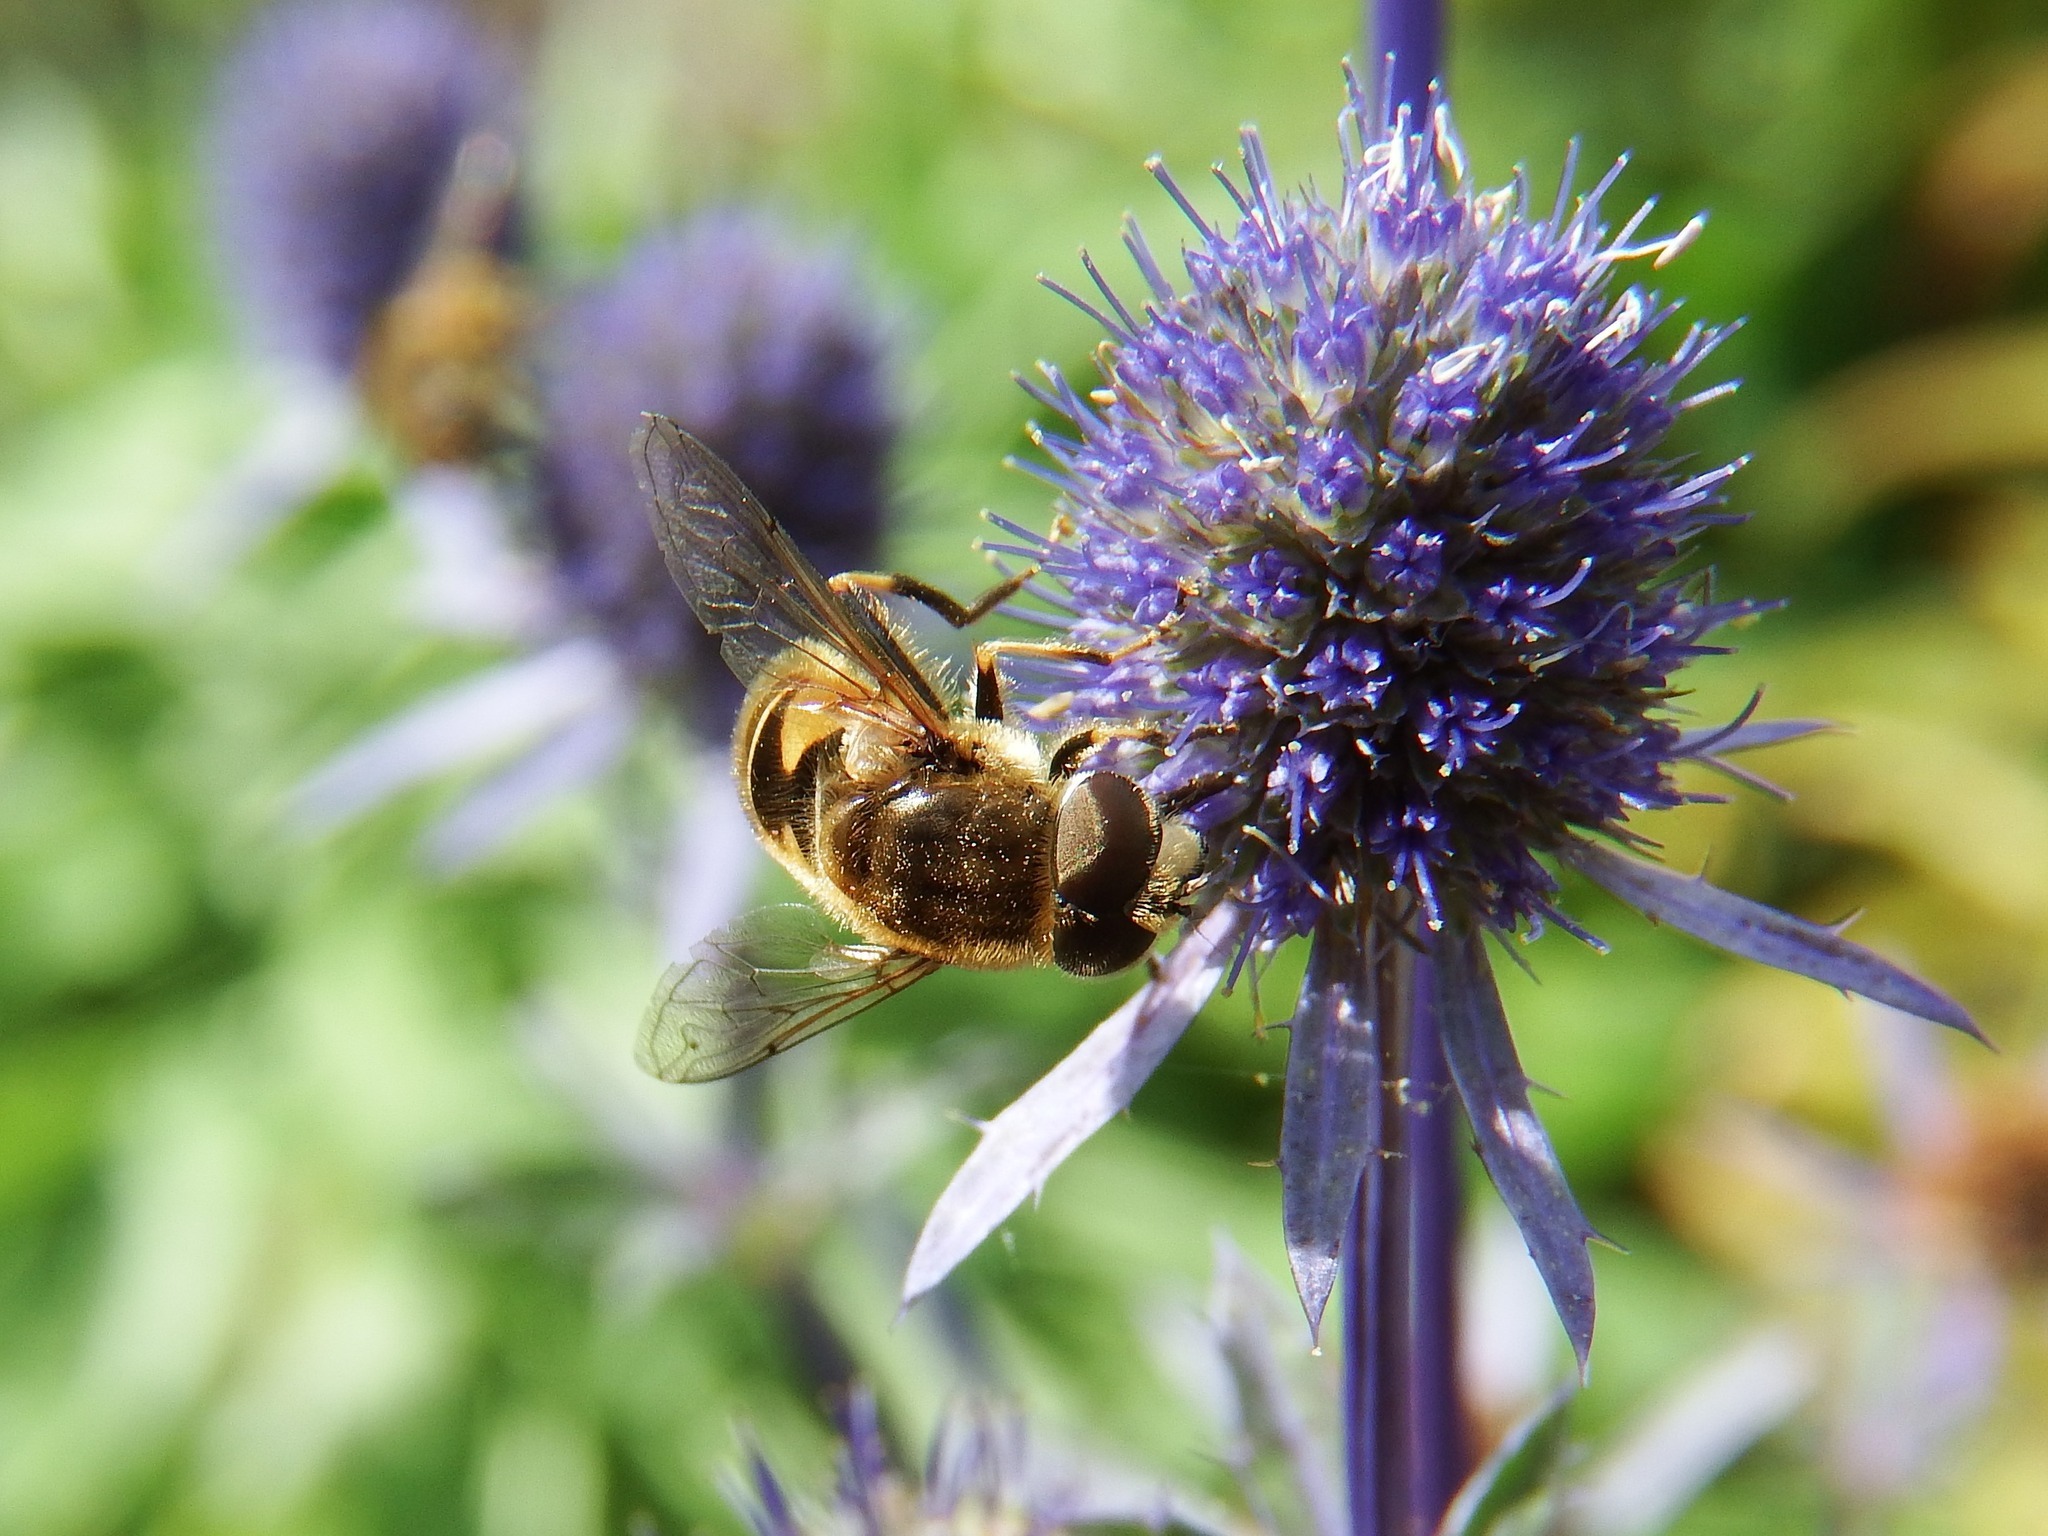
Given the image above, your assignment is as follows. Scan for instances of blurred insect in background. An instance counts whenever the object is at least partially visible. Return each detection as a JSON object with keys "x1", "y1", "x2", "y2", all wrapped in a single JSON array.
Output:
[
  {"x1": 634, "y1": 418, "x2": 1213, "y2": 1082},
  {"x1": 356, "y1": 130, "x2": 530, "y2": 466},
  {"x1": 199, "y1": 0, "x2": 526, "y2": 568}
]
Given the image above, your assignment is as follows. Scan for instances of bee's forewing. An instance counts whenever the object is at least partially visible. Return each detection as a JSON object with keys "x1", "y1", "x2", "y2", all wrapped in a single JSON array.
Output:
[
  {"x1": 636, "y1": 904, "x2": 942, "y2": 1082},
  {"x1": 633, "y1": 414, "x2": 954, "y2": 735}
]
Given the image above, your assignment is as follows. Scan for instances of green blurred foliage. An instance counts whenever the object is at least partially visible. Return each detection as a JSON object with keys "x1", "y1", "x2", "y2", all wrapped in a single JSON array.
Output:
[{"x1": 1, "y1": 0, "x2": 2046, "y2": 1532}]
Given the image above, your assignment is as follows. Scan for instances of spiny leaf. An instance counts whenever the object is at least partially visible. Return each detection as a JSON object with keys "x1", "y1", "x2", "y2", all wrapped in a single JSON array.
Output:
[
  {"x1": 901, "y1": 902, "x2": 1250, "y2": 1308},
  {"x1": 1565, "y1": 840, "x2": 1983, "y2": 1041},
  {"x1": 1438, "y1": 918, "x2": 1600, "y2": 1374},
  {"x1": 1278, "y1": 908, "x2": 1382, "y2": 1340}
]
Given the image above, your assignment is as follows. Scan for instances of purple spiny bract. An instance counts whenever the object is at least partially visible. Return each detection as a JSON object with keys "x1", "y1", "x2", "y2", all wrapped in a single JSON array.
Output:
[{"x1": 1011, "y1": 71, "x2": 1738, "y2": 946}]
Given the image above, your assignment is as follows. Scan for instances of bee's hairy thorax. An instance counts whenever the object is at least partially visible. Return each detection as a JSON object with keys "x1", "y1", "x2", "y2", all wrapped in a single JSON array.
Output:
[{"x1": 735, "y1": 647, "x2": 1060, "y2": 968}]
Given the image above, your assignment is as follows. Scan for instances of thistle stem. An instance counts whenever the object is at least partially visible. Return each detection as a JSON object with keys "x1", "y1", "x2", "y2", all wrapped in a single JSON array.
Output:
[
  {"x1": 1403, "y1": 952, "x2": 1468, "y2": 1523},
  {"x1": 1343, "y1": 920, "x2": 1467, "y2": 1536},
  {"x1": 1369, "y1": 0, "x2": 1442, "y2": 124}
]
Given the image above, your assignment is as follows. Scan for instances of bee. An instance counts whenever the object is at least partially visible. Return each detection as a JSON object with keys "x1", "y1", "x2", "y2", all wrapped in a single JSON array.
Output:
[
  {"x1": 357, "y1": 132, "x2": 528, "y2": 465},
  {"x1": 633, "y1": 415, "x2": 1212, "y2": 1083}
]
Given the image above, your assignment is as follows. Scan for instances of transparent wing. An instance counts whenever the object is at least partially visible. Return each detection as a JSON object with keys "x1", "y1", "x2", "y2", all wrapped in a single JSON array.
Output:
[
  {"x1": 634, "y1": 414, "x2": 953, "y2": 736},
  {"x1": 637, "y1": 904, "x2": 942, "y2": 1083}
]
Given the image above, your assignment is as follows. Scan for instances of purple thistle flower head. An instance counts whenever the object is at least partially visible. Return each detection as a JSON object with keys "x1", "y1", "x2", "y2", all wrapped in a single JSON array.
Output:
[
  {"x1": 906, "y1": 68, "x2": 1981, "y2": 1388},
  {"x1": 209, "y1": 0, "x2": 516, "y2": 375},
  {"x1": 1019, "y1": 73, "x2": 1739, "y2": 947},
  {"x1": 535, "y1": 210, "x2": 899, "y2": 724}
]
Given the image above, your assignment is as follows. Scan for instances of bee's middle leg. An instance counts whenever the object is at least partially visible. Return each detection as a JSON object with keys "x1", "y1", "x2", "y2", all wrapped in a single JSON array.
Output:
[{"x1": 829, "y1": 568, "x2": 1040, "y2": 630}]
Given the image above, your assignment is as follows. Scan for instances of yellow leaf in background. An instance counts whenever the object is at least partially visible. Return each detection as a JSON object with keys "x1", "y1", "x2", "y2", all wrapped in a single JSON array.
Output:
[
  {"x1": 1773, "y1": 716, "x2": 2048, "y2": 933},
  {"x1": 1915, "y1": 47, "x2": 2048, "y2": 304},
  {"x1": 1759, "y1": 598, "x2": 2048, "y2": 742},
  {"x1": 1749, "y1": 322, "x2": 2048, "y2": 550},
  {"x1": 1684, "y1": 965, "x2": 1874, "y2": 1137},
  {"x1": 1962, "y1": 489, "x2": 2048, "y2": 667},
  {"x1": 1932, "y1": 1398, "x2": 2048, "y2": 1536},
  {"x1": 1645, "y1": 1101, "x2": 1872, "y2": 1290}
]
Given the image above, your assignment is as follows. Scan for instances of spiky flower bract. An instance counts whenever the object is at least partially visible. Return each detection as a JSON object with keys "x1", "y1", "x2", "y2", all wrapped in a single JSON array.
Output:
[
  {"x1": 1016, "y1": 81, "x2": 1733, "y2": 947},
  {"x1": 536, "y1": 210, "x2": 899, "y2": 721},
  {"x1": 910, "y1": 69, "x2": 1977, "y2": 1385},
  {"x1": 209, "y1": 0, "x2": 514, "y2": 374}
]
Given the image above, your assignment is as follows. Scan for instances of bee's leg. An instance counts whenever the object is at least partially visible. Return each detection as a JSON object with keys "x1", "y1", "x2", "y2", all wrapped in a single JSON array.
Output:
[
  {"x1": 986, "y1": 580, "x2": 1196, "y2": 716},
  {"x1": 828, "y1": 560, "x2": 1049, "y2": 630},
  {"x1": 1046, "y1": 723, "x2": 1173, "y2": 780},
  {"x1": 829, "y1": 512, "x2": 1077, "y2": 633},
  {"x1": 970, "y1": 634, "x2": 1162, "y2": 724},
  {"x1": 1155, "y1": 771, "x2": 1238, "y2": 817}
]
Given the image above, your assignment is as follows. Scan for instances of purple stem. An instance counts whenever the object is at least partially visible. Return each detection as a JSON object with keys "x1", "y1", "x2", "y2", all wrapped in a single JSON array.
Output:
[
  {"x1": 1343, "y1": 1124, "x2": 1382, "y2": 1536},
  {"x1": 1343, "y1": 920, "x2": 1468, "y2": 1536},
  {"x1": 1370, "y1": 0, "x2": 1442, "y2": 124},
  {"x1": 1403, "y1": 949, "x2": 1468, "y2": 1523}
]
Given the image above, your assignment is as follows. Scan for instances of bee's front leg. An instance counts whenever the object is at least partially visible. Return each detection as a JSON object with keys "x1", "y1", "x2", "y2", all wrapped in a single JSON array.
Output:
[
  {"x1": 1046, "y1": 723, "x2": 1174, "y2": 779},
  {"x1": 1154, "y1": 771, "x2": 1239, "y2": 817},
  {"x1": 1045, "y1": 719, "x2": 1239, "y2": 778},
  {"x1": 970, "y1": 633, "x2": 1166, "y2": 724}
]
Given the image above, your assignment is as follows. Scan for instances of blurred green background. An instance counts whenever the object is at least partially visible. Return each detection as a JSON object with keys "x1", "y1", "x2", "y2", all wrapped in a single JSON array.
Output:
[{"x1": 3, "y1": 0, "x2": 2048, "y2": 1531}]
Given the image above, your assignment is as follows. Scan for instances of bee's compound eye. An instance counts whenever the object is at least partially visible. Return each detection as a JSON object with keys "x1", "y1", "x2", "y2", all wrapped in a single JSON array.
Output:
[
  {"x1": 1053, "y1": 771, "x2": 1160, "y2": 918},
  {"x1": 1052, "y1": 905, "x2": 1158, "y2": 977}
]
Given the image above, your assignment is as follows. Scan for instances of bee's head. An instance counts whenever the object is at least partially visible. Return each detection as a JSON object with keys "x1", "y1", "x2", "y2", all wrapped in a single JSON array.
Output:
[{"x1": 1049, "y1": 771, "x2": 1203, "y2": 977}]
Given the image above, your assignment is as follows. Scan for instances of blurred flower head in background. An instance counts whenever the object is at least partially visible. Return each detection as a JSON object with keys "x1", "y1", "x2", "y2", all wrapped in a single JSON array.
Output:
[
  {"x1": 293, "y1": 207, "x2": 902, "y2": 928},
  {"x1": 739, "y1": 1386, "x2": 1195, "y2": 1536},
  {"x1": 537, "y1": 209, "x2": 899, "y2": 725},
  {"x1": 208, "y1": 0, "x2": 518, "y2": 380},
  {"x1": 355, "y1": 132, "x2": 530, "y2": 465}
]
